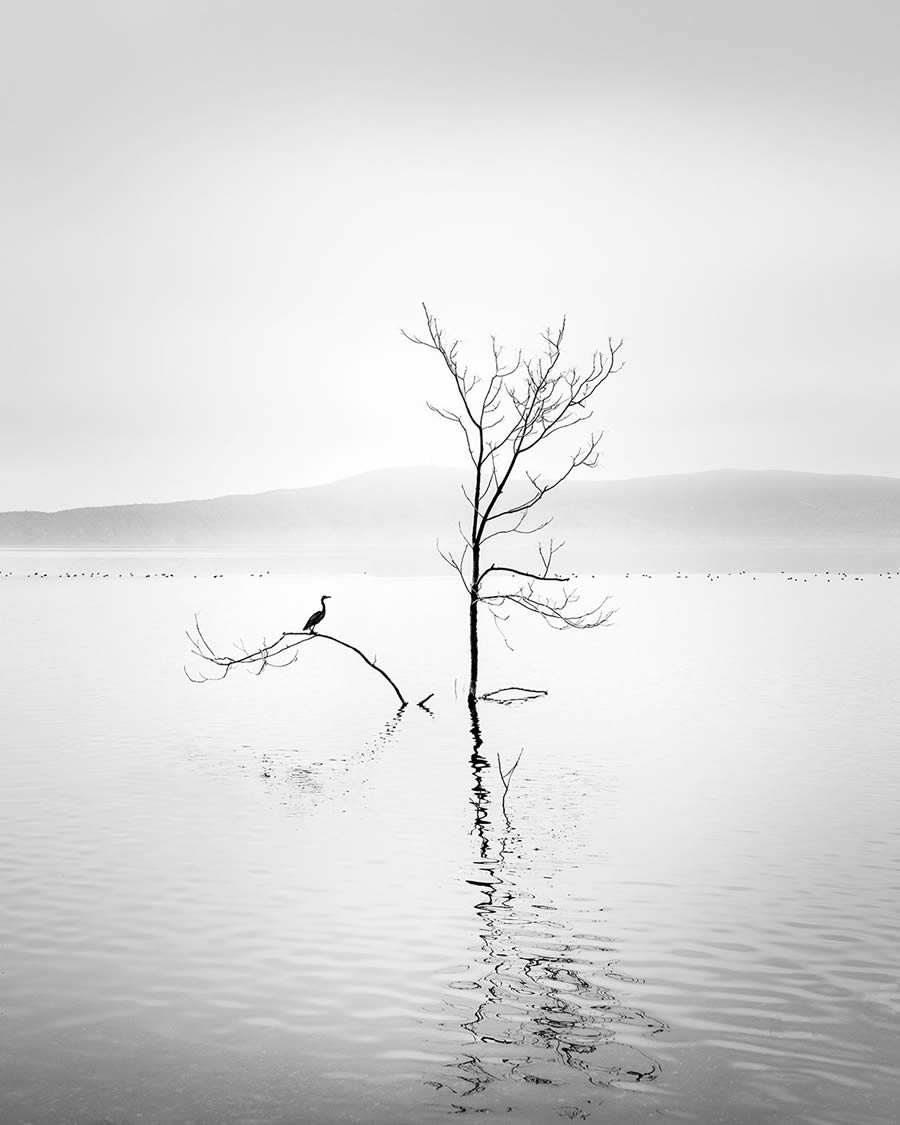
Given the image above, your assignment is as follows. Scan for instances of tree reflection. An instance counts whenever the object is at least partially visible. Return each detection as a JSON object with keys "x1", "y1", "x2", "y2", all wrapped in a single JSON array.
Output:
[
  {"x1": 436, "y1": 699, "x2": 665, "y2": 1117},
  {"x1": 467, "y1": 697, "x2": 491, "y2": 859}
]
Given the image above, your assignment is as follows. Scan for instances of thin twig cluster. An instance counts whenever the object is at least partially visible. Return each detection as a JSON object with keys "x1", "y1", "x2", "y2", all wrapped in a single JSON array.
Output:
[{"x1": 185, "y1": 615, "x2": 308, "y2": 681}]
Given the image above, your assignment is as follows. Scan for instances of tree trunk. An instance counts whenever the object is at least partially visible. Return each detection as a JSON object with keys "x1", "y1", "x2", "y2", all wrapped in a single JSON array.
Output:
[
  {"x1": 468, "y1": 592, "x2": 479, "y2": 703},
  {"x1": 468, "y1": 546, "x2": 480, "y2": 702}
]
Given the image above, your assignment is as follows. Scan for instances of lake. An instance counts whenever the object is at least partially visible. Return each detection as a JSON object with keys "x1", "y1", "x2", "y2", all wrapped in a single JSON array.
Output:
[{"x1": 1, "y1": 554, "x2": 898, "y2": 1123}]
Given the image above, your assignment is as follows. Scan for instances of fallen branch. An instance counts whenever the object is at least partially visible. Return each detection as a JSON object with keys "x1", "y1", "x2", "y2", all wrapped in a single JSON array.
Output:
[
  {"x1": 312, "y1": 631, "x2": 408, "y2": 707},
  {"x1": 185, "y1": 615, "x2": 410, "y2": 708}
]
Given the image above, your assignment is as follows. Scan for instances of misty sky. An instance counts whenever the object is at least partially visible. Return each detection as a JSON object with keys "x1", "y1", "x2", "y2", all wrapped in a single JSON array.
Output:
[{"x1": 2, "y1": 0, "x2": 897, "y2": 510}]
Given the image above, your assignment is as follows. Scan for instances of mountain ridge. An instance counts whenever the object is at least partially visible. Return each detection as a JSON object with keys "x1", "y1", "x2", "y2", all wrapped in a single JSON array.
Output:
[
  {"x1": 6, "y1": 466, "x2": 900, "y2": 520},
  {"x1": 3, "y1": 468, "x2": 900, "y2": 571}
]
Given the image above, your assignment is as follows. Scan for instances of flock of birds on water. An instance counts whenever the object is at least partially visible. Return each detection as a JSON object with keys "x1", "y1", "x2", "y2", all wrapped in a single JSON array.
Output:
[
  {"x1": 1, "y1": 570, "x2": 273, "y2": 579},
  {"x1": 1, "y1": 569, "x2": 898, "y2": 583},
  {"x1": 625, "y1": 571, "x2": 897, "y2": 582}
]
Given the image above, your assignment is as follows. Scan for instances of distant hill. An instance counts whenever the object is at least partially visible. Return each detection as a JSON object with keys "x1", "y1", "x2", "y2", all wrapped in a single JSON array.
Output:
[{"x1": 3, "y1": 468, "x2": 900, "y2": 572}]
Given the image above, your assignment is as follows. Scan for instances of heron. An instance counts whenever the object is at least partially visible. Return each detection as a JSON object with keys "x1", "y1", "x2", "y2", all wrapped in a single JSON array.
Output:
[{"x1": 303, "y1": 594, "x2": 331, "y2": 633}]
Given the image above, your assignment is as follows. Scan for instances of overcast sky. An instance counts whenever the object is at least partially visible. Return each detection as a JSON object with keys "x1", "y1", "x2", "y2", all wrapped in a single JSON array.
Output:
[{"x1": 2, "y1": 0, "x2": 897, "y2": 510}]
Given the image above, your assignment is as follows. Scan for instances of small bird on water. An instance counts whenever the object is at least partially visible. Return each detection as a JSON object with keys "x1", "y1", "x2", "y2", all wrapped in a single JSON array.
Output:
[{"x1": 303, "y1": 594, "x2": 331, "y2": 633}]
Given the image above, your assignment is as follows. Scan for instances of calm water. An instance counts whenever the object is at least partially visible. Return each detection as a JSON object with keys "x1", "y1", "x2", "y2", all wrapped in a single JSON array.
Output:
[{"x1": 1, "y1": 556, "x2": 899, "y2": 1124}]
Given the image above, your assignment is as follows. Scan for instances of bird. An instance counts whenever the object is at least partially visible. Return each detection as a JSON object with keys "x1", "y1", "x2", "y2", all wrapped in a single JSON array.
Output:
[{"x1": 303, "y1": 594, "x2": 331, "y2": 633}]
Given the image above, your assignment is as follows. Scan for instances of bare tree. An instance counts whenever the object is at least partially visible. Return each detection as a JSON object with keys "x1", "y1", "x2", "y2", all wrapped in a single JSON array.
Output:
[{"x1": 404, "y1": 306, "x2": 623, "y2": 703}]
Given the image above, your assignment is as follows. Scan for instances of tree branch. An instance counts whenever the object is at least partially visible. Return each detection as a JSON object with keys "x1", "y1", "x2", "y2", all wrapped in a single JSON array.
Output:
[
  {"x1": 185, "y1": 616, "x2": 409, "y2": 707},
  {"x1": 481, "y1": 565, "x2": 568, "y2": 584}
]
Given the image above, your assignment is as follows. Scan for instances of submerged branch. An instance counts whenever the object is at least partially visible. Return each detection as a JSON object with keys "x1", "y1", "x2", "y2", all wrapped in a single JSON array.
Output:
[{"x1": 481, "y1": 686, "x2": 548, "y2": 704}]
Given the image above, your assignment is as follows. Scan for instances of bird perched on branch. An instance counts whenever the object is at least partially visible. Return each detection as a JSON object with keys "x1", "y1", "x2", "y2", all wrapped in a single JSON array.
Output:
[{"x1": 303, "y1": 594, "x2": 331, "y2": 633}]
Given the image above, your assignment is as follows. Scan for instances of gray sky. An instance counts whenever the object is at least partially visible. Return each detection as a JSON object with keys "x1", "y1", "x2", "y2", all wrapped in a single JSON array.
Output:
[{"x1": 2, "y1": 0, "x2": 897, "y2": 510}]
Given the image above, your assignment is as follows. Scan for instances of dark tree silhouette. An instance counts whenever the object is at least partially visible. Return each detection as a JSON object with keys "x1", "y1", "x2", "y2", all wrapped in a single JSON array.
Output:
[{"x1": 404, "y1": 306, "x2": 623, "y2": 703}]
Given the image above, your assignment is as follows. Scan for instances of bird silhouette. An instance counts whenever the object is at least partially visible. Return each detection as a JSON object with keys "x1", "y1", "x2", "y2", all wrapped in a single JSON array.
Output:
[{"x1": 304, "y1": 594, "x2": 331, "y2": 633}]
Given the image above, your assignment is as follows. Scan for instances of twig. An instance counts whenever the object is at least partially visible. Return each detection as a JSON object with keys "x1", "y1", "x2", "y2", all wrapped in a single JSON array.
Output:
[{"x1": 496, "y1": 748, "x2": 524, "y2": 823}]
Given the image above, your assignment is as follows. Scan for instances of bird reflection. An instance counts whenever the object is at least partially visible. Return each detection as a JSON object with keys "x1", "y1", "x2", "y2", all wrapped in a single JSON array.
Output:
[{"x1": 433, "y1": 698, "x2": 665, "y2": 1117}]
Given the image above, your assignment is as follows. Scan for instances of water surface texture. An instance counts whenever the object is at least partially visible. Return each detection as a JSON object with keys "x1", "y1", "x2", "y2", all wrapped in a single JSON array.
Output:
[{"x1": 1, "y1": 558, "x2": 898, "y2": 1123}]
